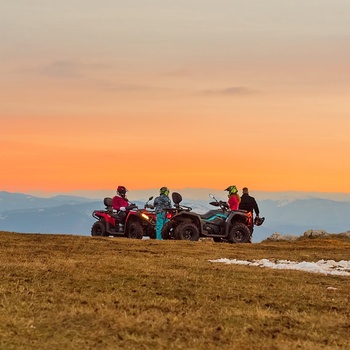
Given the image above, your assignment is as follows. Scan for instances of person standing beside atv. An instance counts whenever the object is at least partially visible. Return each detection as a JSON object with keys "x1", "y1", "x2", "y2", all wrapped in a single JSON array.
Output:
[
  {"x1": 239, "y1": 187, "x2": 260, "y2": 218},
  {"x1": 153, "y1": 187, "x2": 171, "y2": 240},
  {"x1": 225, "y1": 185, "x2": 241, "y2": 210},
  {"x1": 112, "y1": 186, "x2": 135, "y2": 224},
  {"x1": 239, "y1": 187, "x2": 261, "y2": 242}
]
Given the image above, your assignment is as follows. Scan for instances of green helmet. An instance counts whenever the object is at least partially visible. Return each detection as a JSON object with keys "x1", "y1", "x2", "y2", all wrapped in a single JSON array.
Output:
[
  {"x1": 159, "y1": 186, "x2": 170, "y2": 196},
  {"x1": 224, "y1": 185, "x2": 238, "y2": 195}
]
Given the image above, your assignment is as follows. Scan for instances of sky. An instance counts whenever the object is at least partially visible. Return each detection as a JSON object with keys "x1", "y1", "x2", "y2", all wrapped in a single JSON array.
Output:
[{"x1": 1, "y1": 1, "x2": 350, "y2": 196}]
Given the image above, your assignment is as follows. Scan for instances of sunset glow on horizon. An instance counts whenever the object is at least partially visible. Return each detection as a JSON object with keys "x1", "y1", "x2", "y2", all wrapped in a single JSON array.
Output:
[{"x1": 1, "y1": 1, "x2": 350, "y2": 195}]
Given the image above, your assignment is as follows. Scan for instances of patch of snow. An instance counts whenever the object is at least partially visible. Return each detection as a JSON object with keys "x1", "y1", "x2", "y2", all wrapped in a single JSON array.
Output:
[{"x1": 209, "y1": 258, "x2": 350, "y2": 276}]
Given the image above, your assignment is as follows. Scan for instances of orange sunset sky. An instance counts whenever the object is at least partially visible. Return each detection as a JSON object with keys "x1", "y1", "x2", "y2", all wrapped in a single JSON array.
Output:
[{"x1": 1, "y1": 1, "x2": 350, "y2": 196}]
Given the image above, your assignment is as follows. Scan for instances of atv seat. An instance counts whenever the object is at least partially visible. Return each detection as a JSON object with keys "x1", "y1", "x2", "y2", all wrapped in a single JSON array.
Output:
[
  {"x1": 199, "y1": 210, "x2": 222, "y2": 220},
  {"x1": 104, "y1": 197, "x2": 113, "y2": 213}
]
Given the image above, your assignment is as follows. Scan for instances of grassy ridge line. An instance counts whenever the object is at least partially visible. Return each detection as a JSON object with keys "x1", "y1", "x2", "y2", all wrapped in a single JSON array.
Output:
[{"x1": 0, "y1": 231, "x2": 349, "y2": 350}]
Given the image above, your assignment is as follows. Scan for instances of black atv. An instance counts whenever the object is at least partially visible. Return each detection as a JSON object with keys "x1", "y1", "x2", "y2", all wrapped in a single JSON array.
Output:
[{"x1": 162, "y1": 192, "x2": 254, "y2": 243}]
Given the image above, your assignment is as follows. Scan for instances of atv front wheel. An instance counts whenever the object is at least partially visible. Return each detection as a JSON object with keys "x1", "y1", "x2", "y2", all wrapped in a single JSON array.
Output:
[
  {"x1": 126, "y1": 221, "x2": 143, "y2": 239},
  {"x1": 161, "y1": 221, "x2": 173, "y2": 240},
  {"x1": 228, "y1": 223, "x2": 251, "y2": 243},
  {"x1": 91, "y1": 221, "x2": 106, "y2": 237},
  {"x1": 174, "y1": 222, "x2": 200, "y2": 241}
]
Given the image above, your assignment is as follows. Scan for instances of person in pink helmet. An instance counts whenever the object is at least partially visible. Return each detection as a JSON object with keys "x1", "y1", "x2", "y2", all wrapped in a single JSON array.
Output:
[{"x1": 112, "y1": 186, "x2": 135, "y2": 224}]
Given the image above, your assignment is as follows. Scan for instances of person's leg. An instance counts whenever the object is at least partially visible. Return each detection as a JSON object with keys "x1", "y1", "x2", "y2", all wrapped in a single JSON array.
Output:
[
  {"x1": 156, "y1": 212, "x2": 165, "y2": 240},
  {"x1": 118, "y1": 211, "x2": 127, "y2": 224},
  {"x1": 249, "y1": 227, "x2": 254, "y2": 243}
]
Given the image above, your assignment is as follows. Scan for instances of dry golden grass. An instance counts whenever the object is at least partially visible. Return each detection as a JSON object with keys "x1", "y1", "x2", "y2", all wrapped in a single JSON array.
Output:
[{"x1": 0, "y1": 231, "x2": 349, "y2": 350}]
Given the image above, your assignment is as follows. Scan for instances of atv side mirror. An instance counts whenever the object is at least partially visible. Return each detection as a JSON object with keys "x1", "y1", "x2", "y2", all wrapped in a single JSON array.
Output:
[
  {"x1": 209, "y1": 193, "x2": 219, "y2": 202},
  {"x1": 148, "y1": 196, "x2": 153, "y2": 201},
  {"x1": 172, "y1": 192, "x2": 182, "y2": 205}
]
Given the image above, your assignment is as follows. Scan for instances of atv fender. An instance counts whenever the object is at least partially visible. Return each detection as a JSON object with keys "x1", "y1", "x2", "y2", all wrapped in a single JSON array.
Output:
[{"x1": 225, "y1": 211, "x2": 249, "y2": 236}]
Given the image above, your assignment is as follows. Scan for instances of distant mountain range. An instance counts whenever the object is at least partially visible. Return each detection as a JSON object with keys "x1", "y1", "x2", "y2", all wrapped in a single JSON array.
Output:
[{"x1": 1, "y1": 190, "x2": 349, "y2": 243}]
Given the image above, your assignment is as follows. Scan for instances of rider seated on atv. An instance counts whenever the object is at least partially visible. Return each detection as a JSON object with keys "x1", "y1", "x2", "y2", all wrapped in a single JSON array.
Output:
[{"x1": 112, "y1": 186, "x2": 136, "y2": 224}]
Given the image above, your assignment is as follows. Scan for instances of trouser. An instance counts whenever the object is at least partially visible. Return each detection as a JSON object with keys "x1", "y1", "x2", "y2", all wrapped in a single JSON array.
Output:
[
  {"x1": 249, "y1": 227, "x2": 254, "y2": 243},
  {"x1": 156, "y1": 212, "x2": 167, "y2": 240},
  {"x1": 113, "y1": 211, "x2": 127, "y2": 225}
]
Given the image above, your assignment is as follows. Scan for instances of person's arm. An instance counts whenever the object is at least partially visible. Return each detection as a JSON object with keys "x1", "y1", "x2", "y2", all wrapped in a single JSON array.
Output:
[
  {"x1": 227, "y1": 196, "x2": 234, "y2": 210},
  {"x1": 253, "y1": 199, "x2": 260, "y2": 216},
  {"x1": 112, "y1": 196, "x2": 120, "y2": 210},
  {"x1": 113, "y1": 197, "x2": 127, "y2": 211},
  {"x1": 153, "y1": 197, "x2": 159, "y2": 212}
]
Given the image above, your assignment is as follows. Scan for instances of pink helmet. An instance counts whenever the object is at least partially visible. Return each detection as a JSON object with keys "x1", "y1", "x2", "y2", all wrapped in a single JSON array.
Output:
[{"x1": 117, "y1": 186, "x2": 128, "y2": 197}]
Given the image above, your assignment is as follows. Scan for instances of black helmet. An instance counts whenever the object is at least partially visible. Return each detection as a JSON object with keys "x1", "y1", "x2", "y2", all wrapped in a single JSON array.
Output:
[
  {"x1": 159, "y1": 186, "x2": 170, "y2": 196},
  {"x1": 224, "y1": 185, "x2": 238, "y2": 195},
  {"x1": 254, "y1": 216, "x2": 265, "y2": 226},
  {"x1": 117, "y1": 185, "x2": 128, "y2": 197}
]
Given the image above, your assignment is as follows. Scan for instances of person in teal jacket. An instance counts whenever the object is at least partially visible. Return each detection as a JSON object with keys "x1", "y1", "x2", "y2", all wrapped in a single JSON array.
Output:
[{"x1": 153, "y1": 187, "x2": 171, "y2": 240}]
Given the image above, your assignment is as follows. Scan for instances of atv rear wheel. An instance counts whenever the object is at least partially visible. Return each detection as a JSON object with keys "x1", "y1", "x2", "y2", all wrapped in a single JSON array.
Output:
[
  {"x1": 174, "y1": 222, "x2": 199, "y2": 241},
  {"x1": 228, "y1": 222, "x2": 251, "y2": 243},
  {"x1": 91, "y1": 221, "x2": 106, "y2": 237},
  {"x1": 127, "y1": 221, "x2": 143, "y2": 239}
]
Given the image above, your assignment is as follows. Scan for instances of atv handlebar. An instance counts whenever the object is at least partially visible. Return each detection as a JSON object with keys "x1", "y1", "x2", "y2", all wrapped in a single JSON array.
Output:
[
  {"x1": 163, "y1": 204, "x2": 192, "y2": 213},
  {"x1": 180, "y1": 204, "x2": 192, "y2": 211},
  {"x1": 209, "y1": 200, "x2": 229, "y2": 211}
]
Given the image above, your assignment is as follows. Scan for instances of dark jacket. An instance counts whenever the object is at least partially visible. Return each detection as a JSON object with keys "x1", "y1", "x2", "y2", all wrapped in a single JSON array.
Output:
[
  {"x1": 239, "y1": 193, "x2": 260, "y2": 216},
  {"x1": 154, "y1": 194, "x2": 171, "y2": 214}
]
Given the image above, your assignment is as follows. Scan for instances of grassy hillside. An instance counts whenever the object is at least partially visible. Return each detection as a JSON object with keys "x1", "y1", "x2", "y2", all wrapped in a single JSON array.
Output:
[{"x1": 1, "y1": 232, "x2": 349, "y2": 349}]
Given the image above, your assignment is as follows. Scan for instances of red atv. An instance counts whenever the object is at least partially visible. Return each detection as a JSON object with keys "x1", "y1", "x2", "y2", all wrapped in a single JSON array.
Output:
[{"x1": 91, "y1": 196, "x2": 156, "y2": 239}]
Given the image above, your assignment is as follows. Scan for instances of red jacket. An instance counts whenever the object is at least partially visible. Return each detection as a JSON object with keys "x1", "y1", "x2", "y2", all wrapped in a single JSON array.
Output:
[
  {"x1": 112, "y1": 196, "x2": 129, "y2": 210},
  {"x1": 228, "y1": 195, "x2": 240, "y2": 210}
]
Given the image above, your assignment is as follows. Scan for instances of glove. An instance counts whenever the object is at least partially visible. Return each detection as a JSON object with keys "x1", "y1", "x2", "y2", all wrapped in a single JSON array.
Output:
[
  {"x1": 119, "y1": 207, "x2": 126, "y2": 211},
  {"x1": 126, "y1": 204, "x2": 137, "y2": 210}
]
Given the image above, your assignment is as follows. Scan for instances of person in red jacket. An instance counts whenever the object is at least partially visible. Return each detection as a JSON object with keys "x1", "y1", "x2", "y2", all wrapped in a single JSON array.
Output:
[
  {"x1": 225, "y1": 185, "x2": 241, "y2": 210},
  {"x1": 112, "y1": 186, "x2": 135, "y2": 224}
]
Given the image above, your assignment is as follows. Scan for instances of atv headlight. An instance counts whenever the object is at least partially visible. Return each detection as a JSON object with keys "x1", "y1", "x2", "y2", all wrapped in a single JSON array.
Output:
[{"x1": 141, "y1": 213, "x2": 150, "y2": 221}]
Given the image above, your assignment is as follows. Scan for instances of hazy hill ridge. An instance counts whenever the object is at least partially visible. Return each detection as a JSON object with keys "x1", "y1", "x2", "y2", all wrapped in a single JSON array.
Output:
[{"x1": 1, "y1": 190, "x2": 349, "y2": 242}]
